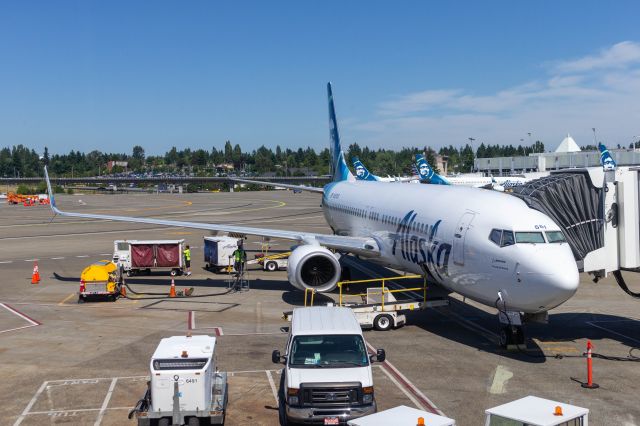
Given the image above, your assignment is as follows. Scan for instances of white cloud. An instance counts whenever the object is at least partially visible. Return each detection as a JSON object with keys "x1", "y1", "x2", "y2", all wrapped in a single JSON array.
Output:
[
  {"x1": 346, "y1": 41, "x2": 640, "y2": 150},
  {"x1": 553, "y1": 41, "x2": 640, "y2": 73}
]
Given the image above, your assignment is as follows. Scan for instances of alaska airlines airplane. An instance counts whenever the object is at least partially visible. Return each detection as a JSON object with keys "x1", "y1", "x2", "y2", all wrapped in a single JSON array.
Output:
[
  {"x1": 352, "y1": 157, "x2": 409, "y2": 182},
  {"x1": 414, "y1": 154, "x2": 527, "y2": 190},
  {"x1": 598, "y1": 142, "x2": 616, "y2": 171},
  {"x1": 44, "y1": 83, "x2": 578, "y2": 342}
]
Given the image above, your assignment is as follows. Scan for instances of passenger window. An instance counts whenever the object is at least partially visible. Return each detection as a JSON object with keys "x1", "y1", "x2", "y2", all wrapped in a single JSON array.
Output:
[
  {"x1": 501, "y1": 231, "x2": 515, "y2": 247},
  {"x1": 489, "y1": 229, "x2": 502, "y2": 246}
]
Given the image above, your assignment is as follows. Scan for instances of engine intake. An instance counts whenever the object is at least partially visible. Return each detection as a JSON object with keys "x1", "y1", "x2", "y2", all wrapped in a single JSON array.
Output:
[{"x1": 287, "y1": 245, "x2": 341, "y2": 292}]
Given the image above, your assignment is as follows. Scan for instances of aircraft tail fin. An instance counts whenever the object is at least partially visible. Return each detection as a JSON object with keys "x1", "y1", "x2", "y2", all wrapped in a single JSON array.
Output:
[
  {"x1": 415, "y1": 154, "x2": 450, "y2": 185},
  {"x1": 352, "y1": 157, "x2": 378, "y2": 181},
  {"x1": 327, "y1": 83, "x2": 355, "y2": 182},
  {"x1": 598, "y1": 143, "x2": 617, "y2": 171}
]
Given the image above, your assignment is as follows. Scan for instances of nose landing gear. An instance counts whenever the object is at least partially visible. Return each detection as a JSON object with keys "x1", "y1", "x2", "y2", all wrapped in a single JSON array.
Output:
[{"x1": 498, "y1": 310, "x2": 526, "y2": 351}]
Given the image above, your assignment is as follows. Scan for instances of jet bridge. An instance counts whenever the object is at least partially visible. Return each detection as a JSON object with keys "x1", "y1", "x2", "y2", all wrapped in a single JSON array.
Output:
[{"x1": 510, "y1": 166, "x2": 640, "y2": 297}]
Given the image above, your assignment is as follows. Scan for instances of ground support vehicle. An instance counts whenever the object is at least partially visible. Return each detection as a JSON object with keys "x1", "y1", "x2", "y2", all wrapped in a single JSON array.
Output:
[
  {"x1": 130, "y1": 335, "x2": 227, "y2": 426},
  {"x1": 78, "y1": 260, "x2": 123, "y2": 303},
  {"x1": 273, "y1": 306, "x2": 385, "y2": 425},
  {"x1": 484, "y1": 395, "x2": 588, "y2": 425},
  {"x1": 297, "y1": 275, "x2": 449, "y2": 331},
  {"x1": 348, "y1": 405, "x2": 456, "y2": 425},
  {"x1": 203, "y1": 236, "x2": 239, "y2": 273},
  {"x1": 247, "y1": 251, "x2": 290, "y2": 272},
  {"x1": 113, "y1": 240, "x2": 185, "y2": 276}
]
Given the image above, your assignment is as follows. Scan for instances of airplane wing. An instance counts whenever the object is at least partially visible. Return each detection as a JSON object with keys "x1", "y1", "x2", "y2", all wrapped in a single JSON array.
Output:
[
  {"x1": 230, "y1": 177, "x2": 324, "y2": 193},
  {"x1": 44, "y1": 167, "x2": 378, "y2": 257}
]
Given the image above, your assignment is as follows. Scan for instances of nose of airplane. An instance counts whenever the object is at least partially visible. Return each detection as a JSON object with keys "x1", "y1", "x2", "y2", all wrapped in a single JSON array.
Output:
[{"x1": 525, "y1": 246, "x2": 579, "y2": 311}]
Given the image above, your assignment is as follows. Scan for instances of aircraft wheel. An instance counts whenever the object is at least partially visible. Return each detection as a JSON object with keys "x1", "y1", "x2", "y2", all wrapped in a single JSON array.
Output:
[
  {"x1": 266, "y1": 261, "x2": 278, "y2": 272},
  {"x1": 374, "y1": 314, "x2": 393, "y2": 331}
]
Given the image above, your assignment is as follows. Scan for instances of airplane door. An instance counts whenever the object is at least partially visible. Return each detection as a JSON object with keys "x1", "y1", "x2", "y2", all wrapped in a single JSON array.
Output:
[{"x1": 453, "y1": 212, "x2": 475, "y2": 266}]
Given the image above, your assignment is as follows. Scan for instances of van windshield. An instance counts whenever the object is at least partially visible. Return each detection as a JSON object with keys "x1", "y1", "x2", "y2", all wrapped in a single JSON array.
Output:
[{"x1": 289, "y1": 334, "x2": 369, "y2": 368}]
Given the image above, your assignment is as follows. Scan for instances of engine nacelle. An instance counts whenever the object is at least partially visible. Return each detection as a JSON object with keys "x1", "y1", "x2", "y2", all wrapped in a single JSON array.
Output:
[{"x1": 287, "y1": 245, "x2": 341, "y2": 292}]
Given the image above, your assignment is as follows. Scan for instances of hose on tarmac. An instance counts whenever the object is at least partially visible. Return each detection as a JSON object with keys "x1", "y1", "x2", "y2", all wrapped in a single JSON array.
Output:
[{"x1": 121, "y1": 281, "x2": 237, "y2": 300}]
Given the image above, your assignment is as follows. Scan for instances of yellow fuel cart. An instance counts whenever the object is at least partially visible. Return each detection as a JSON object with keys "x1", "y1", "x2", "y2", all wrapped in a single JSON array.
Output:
[{"x1": 79, "y1": 260, "x2": 123, "y2": 303}]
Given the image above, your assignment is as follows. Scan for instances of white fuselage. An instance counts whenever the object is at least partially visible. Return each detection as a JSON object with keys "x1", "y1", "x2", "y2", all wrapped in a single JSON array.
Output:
[
  {"x1": 446, "y1": 176, "x2": 527, "y2": 188},
  {"x1": 321, "y1": 181, "x2": 578, "y2": 313}
]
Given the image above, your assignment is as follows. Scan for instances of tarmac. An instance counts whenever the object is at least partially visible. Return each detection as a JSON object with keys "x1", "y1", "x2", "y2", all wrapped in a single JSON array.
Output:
[{"x1": 0, "y1": 190, "x2": 639, "y2": 425}]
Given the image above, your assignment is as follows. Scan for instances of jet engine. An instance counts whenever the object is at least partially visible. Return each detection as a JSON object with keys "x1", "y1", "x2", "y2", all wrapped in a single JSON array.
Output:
[{"x1": 287, "y1": 245, "x2": 341, "y2": 292}]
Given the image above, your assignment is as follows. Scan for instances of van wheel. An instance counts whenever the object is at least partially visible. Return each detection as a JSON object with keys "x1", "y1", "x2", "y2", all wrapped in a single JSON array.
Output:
[
  {"x1": 374, "y1": 314, "x2": 393, "y2": 331},
  {"x1": 266, "y1": 261, "x2": 278, "y2": 272},
  {"x1": 170, "y1": 269, "x2": 177, "y2": 276}
]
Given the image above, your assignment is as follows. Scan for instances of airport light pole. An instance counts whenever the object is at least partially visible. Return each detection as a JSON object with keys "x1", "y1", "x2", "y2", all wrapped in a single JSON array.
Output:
[
  {"x1": 528, "y1": 132, "x2": 533, "y2": 152},
  {"x1": 468, "y1": 137, "x2": 475, "y2": 172}
]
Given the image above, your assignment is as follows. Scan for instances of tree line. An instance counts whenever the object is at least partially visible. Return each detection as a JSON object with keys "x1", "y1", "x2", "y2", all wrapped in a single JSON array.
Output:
[{"x1": 1, "y1": 140, "x2": 550, "y2": 178}]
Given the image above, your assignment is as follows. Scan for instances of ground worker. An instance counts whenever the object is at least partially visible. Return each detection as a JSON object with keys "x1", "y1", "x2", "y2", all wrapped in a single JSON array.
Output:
[
  {"x1": 232, "y1": 241, "x2": 247, "y2": 276},
  {"x1": 183, "y1": 245, "x2": 192, "y2": 276}
]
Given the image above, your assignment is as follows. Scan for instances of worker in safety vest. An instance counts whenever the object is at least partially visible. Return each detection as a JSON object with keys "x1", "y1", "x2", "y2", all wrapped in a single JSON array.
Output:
[
  {"x1": 183, "y1": 245, "x2": 192, "y2": 276},
  {"x1": 232, "y1": 241, "x2": 247, "y2": 275}
]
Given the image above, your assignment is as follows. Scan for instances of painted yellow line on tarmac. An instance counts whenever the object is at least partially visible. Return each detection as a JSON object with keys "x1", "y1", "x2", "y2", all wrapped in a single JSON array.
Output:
[{"x1": 58, "y1": 293, "x2": 76, "y2": 306}]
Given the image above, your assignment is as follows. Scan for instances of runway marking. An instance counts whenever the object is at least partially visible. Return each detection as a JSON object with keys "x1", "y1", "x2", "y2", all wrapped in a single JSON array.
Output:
[
  {"x1": 94, "y1": 378, "x2": 117, "y2": 426},
  {"x1": 13, "y1": 381, "x2": 47, "y2": 426},
  {"x1": 0, "y1": 260, "x2": 13, "y2": 264},
  {"x1": 365, "y1": 342, "x2": 443, "y2": 415},
  {"x1": 76, "y1": 255, "x2": 89, "y2": 258},
  {"x1": 0, "y1": 303, "x2": 41, "y2": 334},
  {"x1": 51, "y1": 257, "x2": 65, "y2": 260},
  {"x1": 58, "y1": 293, "x2": 76, "y2": 306},
  {"x1": 266, "y1": 370, "x2": 279, "y2": 405},
  {"x1": 587, "y1": 320, "x2": 640, "y2": 345},
  {"x1": 24, "y1": 258, "x2": 39, "y2": 262},
  {"x1": 489, "y1": 365, "x2": 513, "y2": 394},
  {"x1": 0, "y1": 226, "x2": 173, "y2": 240}
]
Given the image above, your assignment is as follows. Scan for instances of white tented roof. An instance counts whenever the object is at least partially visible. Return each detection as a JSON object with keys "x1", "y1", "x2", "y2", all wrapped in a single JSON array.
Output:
[
  {"x1": 152, "y1": 335, "x2": 216, "y2": 359},
  {"x1": 485, "y1": 395, "x2": 588, "y2": 426},
  {"x1": 348, "y1": 405, "x2": 456, "y2": 426},
  {"x1": 555, "y1": 133, "x2": 581, "y2": 153}
]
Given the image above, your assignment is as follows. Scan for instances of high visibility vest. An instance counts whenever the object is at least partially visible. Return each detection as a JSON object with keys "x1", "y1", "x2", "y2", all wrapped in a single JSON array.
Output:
[
  {"x1": 234, "y1": 249, "x2": 245, "y2": 262},
  {"x1": 184, "y1": 249, "x2": 191, "y2": 261}
]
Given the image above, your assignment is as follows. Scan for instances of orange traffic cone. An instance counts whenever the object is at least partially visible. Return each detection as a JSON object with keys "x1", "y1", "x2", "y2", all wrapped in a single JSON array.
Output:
[
  {"x1": 169, "y1": 278, "x2": 176, "y2": 298},
  {"x1": 120, "y1": 283, "x2": 127, "y2": 298},
  {"x1": 31, "y1": 262, "x2": 40, "y2": 284}
]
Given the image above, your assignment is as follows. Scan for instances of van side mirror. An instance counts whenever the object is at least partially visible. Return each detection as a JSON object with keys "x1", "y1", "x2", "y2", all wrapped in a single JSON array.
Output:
[
  {"x1": 370, "y1": 348, "x2": 386, "y2": 363},
  {"x1": 272, "y1": 350, "x2": 286, "y2": 364}
]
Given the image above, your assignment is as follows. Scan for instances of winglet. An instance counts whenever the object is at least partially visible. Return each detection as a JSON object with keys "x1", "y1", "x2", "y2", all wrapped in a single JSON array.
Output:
[{"x1": 43, "y1": 166, "x2": 59, "y2": 212}]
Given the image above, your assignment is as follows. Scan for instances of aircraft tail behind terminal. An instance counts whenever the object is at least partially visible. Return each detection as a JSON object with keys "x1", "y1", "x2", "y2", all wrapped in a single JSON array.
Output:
[
  {"x1": 327, "y1": 83, "x2": 355, "y2": 183},
  {"x1": 598, "y1": 143, "x2": 617, "y2": 171},
  {"x1": 415, "y1": 154, "x2": 450, "y2": 185}
]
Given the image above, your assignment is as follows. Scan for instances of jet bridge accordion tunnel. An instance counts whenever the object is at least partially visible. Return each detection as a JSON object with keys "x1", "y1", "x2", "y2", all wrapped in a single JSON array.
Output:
[{"x1": 509, "y1": 167, "x2": 640, "y2": 298}]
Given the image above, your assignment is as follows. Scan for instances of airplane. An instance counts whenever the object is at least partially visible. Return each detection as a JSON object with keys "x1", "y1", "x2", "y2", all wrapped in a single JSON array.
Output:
[
  {"x1": 44, "y1": 83, "x2": 579, "y2": 346},
  {"x1": 415, "y1": 154, "x2": 527, "y2": 190},
  {"x1": 352, "y1": 157, "x2": 410, "y2": 182},
  {"x1": 598, "y1": 142, "x2": 616, "y2": 171}
]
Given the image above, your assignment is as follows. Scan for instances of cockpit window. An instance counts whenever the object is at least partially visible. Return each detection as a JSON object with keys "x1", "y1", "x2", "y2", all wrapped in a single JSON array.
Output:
[
  {"x1": 546, "y1": 231, "x2": 566, "y2": 243},
  {"x1": 515, "y1": 232, "x2": 545, "y2": 243},
  {"x1": 489, "y1": 229, "x2": 502, "y2": 246},
  {"x1": 501, "y1": 231, "x2": 515, "y2": 247}
]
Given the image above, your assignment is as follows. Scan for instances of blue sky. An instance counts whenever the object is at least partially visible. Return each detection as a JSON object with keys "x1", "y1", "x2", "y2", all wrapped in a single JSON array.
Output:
[{"x1": 1, "y1": 1, "x2": 639, "y2": 155}]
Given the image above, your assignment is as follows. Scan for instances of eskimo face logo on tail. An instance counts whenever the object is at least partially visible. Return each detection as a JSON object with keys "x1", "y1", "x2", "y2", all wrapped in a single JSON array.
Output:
[
  {"x1": 416, "y1": 155, "x2": 434, "y2": 181},
  {"x1": 353, "y1": 158, "x2": 370, "y2": 180},
  {"x1": 598, "y1": 143, "x2": 616, "y2": 171},
  {"x1": 391, "y1": 210, "x2": 451, "y2": 282}
]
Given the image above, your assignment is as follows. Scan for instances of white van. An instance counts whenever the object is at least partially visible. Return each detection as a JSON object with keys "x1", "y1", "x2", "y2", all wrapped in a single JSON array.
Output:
[{"x1": 272, "y1": 306, "x2": 385, "y2": 425}]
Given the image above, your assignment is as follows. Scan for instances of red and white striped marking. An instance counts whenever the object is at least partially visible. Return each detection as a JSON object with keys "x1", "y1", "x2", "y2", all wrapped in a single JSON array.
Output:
[
  {"x1": 0, "y1": 303, "x2": 41, "y2": 334},
  {"x1": 366, "y1": 342, "x2": 443, "y2": 416}
]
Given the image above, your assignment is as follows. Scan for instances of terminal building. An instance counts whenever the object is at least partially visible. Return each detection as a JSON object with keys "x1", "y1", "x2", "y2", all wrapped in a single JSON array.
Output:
[{"x1": 474, "y1": 133, "x2": 640, "y2": 175}]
